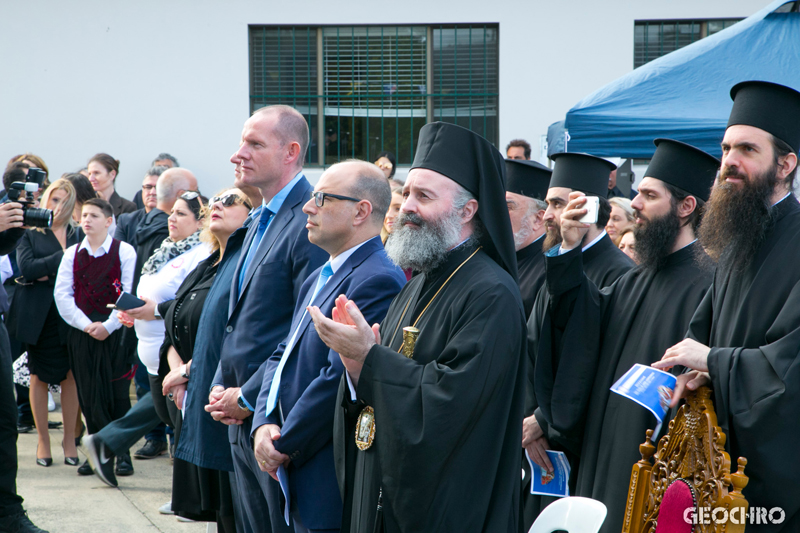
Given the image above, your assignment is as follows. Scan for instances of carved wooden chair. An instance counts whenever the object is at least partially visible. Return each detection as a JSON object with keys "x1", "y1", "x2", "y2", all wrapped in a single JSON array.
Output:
[{"x1": 621, "y1": 387, "x2": 750, "y2": 533}]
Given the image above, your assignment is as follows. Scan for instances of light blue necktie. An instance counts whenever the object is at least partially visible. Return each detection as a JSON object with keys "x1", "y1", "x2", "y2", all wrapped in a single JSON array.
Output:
[
  {"x1": 238, "y1": 207, "x2": 273, "y2": 296},
  {"x1": 265, "y1": 262, "x2": 333, "y2": 416}
]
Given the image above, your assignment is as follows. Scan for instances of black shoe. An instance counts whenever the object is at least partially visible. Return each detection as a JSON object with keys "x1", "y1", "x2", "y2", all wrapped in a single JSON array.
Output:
[
  {"x1": 77, "y1": 459, "x2": 93, "y2": 476},
  {"x1": 35, "y1": 457, "x2": 52, "y2": 468},
  {"x1": 133, "y1": 439, "x2": 168, "y2": 459},
  {"x1": 47, "y1": 421, "x2": 62, "y2": 429},
  {"x1": 17, "y1": 421, "x2": 34, "y2": 434},
  {"x1": 115, "y1": 453, "x2": 134, "y2": 477},
  {"x1": 0, "y1": 509, "x2": 49, "y2": 533},
  {"x1": 83, "y1": 435, "x2": 117, "y2": 487}
]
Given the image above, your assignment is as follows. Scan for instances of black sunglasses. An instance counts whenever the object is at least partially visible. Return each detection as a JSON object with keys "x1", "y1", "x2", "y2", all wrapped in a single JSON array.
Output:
[
  {"x1": 210, "y1": 193, "x2": 252, "y2": 210},
  {"x1": 311, "y1": 191, "x2": 361, "y2": 208}
]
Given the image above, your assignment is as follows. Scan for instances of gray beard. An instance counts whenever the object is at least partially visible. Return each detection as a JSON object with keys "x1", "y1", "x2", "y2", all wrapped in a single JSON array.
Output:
[{"x1": 385, "y1": 209, "x2": 465, "y2": 273}]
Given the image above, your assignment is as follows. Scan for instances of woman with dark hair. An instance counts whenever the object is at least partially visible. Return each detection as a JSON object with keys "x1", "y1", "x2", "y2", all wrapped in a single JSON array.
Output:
[
  {"x1": 63, "y1": 173, "x2": 97, "y2": 223},
  {"x1": 158, "y1": 188, "x2": 251, "y2": 530},
  {"x1": 9, "y1": 180, "x2": 82, "y2": 466},
  {"x1": 374, "y1": 151, "x2": 397, "y2": 180},
  {"x1": 87, "y1": 153, "x2": 137, "y2": 216}
]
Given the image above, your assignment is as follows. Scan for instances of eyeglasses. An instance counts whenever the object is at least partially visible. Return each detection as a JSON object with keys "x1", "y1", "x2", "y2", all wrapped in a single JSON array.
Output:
[
  {"x1": 311, "y1": 191, "x2": 362, "y2": 208},
  {"x1": 375, "y1": 162, "x2": 393, "y2": 170},
  {"x1": 210, "y1": 193, "x2": 252, "y2": 210},
  {"x1": 142, "y1": 184, "x2": 156, "y2": 191},
  {"x1": 181, "y1": 191, "x2": 200, "y2": 201}
]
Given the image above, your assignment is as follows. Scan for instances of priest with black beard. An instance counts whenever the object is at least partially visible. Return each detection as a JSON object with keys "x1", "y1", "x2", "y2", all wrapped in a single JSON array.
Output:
[
  {"x1": 308, "y1": 122, "x2": 527, "y2": 533},
  {"x1": 505, "y1": 159, "x2": 551, "y2": 317},
  {"x1": 523, "y1": 139, "x2": 717, "y2": 533},
  {"x1": 654, "y1": 81, "x2": 800, "y2": 531}
]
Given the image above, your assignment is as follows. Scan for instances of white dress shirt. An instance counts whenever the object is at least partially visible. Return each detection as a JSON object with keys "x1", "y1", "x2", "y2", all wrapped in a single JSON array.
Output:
[
  {"x1": 54, "y1": 233, "x2": 137, "y2": 335},
  {"x1": 135, "y1": 243, "x2": 211, "y2": 375}
]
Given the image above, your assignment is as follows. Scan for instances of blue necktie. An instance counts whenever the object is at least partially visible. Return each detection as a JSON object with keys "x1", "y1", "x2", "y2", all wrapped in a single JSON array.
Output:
[
  {"x1": 238, "y1": 207, "x2": 273, "y2": 296},
  {"x1": 265, "y1": 262, "x2": 333, "y2": 417}
]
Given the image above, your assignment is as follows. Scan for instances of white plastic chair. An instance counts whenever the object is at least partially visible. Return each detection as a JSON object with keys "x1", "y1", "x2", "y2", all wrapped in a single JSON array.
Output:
[{"x1": 528, "y1": 496, "x2": 607, "y2": 533}]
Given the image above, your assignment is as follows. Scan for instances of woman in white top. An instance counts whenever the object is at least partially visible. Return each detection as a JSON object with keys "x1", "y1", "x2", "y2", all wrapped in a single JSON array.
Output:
[{"x1": 121, "y1": 192, "x2": 209, "y2": 388}]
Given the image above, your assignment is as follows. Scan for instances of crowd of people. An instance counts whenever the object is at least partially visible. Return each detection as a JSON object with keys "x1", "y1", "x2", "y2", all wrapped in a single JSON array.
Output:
[{"x1": 0, "y1": 79, "x2": 799, "y2": 533}]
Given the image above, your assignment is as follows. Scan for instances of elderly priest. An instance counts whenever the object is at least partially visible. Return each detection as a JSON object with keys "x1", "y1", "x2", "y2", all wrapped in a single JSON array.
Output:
[{"x1": 309, "y1": 122, "x2": 527, "y2": 533}]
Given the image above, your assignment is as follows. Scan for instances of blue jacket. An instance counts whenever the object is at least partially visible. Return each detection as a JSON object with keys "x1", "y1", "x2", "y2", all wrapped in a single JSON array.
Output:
[
  {"x1": 212, "y1": 176, "x2": 328, "y2": 434},
  {"x1": 252, "y1": 235, "x2": 405, "y2": 530},
  {"x1": 174, "y1": 225, "x2": 247, "y2": 472}
]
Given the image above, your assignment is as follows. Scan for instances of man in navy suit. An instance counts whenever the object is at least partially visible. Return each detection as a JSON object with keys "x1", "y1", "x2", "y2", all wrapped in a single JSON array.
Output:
[
  {"x1": 206, "y1": 105, "x2": 328, "y2": 533},
  {"x1": 252, "y1": 160, "x2": 406, "y2": 533}
]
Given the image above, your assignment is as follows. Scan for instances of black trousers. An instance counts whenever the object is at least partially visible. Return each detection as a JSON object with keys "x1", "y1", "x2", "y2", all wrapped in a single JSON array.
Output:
[{"x1": 0, "y1": 321, "x2": 24, "y2": 516}]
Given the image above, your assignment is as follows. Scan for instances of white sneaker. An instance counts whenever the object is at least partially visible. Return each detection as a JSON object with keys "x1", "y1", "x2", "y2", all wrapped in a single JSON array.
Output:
[
  {"x1": 48, "y1": 392, "x2": 56, "y2": 412},
  {"x1": 159, "y1": 501, "x2": 174, "y2": 515}
]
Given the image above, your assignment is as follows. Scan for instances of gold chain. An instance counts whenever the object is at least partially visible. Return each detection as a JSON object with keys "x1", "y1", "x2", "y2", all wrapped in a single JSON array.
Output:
[{"x1": 388, "y1": 246, "x2": 482, "y2": 352}]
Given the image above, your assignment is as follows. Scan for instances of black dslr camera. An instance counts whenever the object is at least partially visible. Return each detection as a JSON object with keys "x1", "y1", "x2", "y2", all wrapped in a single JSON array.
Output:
[{"x1": 6, "y1": 168, "x2": 53, "y2": 228}]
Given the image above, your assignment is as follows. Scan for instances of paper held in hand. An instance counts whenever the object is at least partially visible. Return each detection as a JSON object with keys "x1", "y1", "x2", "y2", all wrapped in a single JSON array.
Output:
[
  {"x1": 525, "y1": 450, "x2": 571, "y2": 497},
  {"x1": 610, "y1": 363, "x2": 677, "y2": 439}
]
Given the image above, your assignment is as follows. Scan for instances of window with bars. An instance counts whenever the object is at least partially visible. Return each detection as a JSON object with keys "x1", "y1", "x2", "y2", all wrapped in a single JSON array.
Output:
[
  {"x1": 633, "y1": 19, "x2": 741, "y2": 69},
  {"x1": 249, "y1": 24, "x2": 499, "y2": 166}
]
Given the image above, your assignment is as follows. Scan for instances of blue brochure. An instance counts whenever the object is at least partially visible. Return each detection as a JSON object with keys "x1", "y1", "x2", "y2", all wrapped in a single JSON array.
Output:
[
  {"x1": 611, "y1": 363, "x2": 677, "y2": 438},
  {"x1": 525, "y1": 450, "x2": 571, "y2": 497}
]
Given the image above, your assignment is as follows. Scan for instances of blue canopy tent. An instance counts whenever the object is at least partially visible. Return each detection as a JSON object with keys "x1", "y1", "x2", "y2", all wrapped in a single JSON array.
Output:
[{"x1": 547, "y1": 0, "x2": 800, "y2": 159}]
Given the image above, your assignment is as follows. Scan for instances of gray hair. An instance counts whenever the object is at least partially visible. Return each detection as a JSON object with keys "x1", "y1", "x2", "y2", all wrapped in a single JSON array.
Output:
[
  {"x1": 145, "y1": 165, "x2": 169, "y2": 179},
  {"x1": 252, "y1": 105, "x2": 309, "y2": 167},
  {"x1": 152, "y1": 153, "x2": 179, "y2": 167}
]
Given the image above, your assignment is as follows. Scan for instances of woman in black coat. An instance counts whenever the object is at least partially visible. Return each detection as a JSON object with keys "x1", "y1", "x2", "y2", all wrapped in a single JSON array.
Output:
[
  {"x1": 157, "y1": 188, "x2": 251, "y2": 531},
  {"x1": 9, "y1": 179, "x2": 82, "y2": 466}
]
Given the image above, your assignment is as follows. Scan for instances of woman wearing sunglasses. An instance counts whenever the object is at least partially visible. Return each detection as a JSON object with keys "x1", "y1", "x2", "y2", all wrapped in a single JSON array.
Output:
[{"x1": 156, "y1": 188, "x2": 252, "y2": 530}]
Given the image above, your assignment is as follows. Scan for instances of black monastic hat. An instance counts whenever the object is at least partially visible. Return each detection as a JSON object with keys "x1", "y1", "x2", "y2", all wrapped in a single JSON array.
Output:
[
  {"x1": 728, "y1": 81, "x2": 800, "y2": 154},
  {"x1": 549, "y1": 152, "x2": 616, "y2": 198},
  {"x1": 646, "y1": 139, "x2": 719, "y2": 202},
  {"x1": 411, "y1": 122, "x2": 517, "y2": 280},
  {"x1": 505, "y1": 160, "x2": 552, "y2": 201}
]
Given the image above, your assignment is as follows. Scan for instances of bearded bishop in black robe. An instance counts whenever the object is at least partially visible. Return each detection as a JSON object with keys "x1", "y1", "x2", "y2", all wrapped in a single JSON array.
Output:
[{"x1": 331, "y1": 123, "x2": 527, "y2": 533}]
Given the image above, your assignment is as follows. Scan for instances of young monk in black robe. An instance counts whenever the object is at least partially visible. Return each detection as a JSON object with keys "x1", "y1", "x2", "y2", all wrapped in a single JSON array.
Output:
[
  {"x1": 505, "y1": 159, "x2": 551, "y2": 318},
  {"x1": 309, "y1": 122, "x2": 526, "y2": 533},
  {"x1": 655, "y1": 81, "x2": 800, "y2": 532},
  {"x1": 522, "y1": 152, "x2": 634, "y2": 525},
  {"x1": 526, "y1": 140, "x2": 717, "y2": 533}
]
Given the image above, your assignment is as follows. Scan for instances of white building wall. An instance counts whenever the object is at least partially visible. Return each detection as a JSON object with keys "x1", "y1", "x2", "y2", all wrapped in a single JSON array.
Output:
[{"x1": 0, "y1": 0, "x2": 762, "y2": 197}]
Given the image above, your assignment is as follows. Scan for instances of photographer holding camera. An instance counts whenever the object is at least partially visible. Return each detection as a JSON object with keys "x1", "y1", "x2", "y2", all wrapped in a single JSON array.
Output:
[{"x1": 0, "y1": 162, "x2": 48, "y2": 532}]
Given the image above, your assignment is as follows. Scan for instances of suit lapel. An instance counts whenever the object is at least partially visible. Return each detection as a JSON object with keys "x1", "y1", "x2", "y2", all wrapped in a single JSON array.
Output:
[{"x1": 288, "y1": 238, "x2": 381, "y2": 356}]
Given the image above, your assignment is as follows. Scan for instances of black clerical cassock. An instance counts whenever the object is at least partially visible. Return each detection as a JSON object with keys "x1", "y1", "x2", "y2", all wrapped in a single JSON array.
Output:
[
  {"x1": 333, "y1": 123, "x2": 527, "y2": 533},
  {"x1": 686, "y1": 81, "x2": 800, "y2": 531},
  {"x1": 524, "y1": 140, "x2": 719, "y2": 532},
  {"x1": 506, "y1": 159, "x2": 552, "y2": 317}
]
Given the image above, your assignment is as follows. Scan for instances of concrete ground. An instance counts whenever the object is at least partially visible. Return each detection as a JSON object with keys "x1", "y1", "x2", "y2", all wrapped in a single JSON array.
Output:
[{"x1": 15, "y1": 393, "x2": 211, "y2": 533}]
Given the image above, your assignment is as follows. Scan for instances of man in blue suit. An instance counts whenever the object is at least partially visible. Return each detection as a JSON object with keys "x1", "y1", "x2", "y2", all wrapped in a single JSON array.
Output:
[
  {"x1": 206, "y1": 105, "x2": 328, "y2": 533},
  {"x1": 252, "y1": 160, "x2": 406, "y2": 533}
]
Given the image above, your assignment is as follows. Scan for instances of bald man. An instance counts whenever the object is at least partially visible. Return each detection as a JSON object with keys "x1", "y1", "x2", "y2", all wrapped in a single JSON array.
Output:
[{"x1": 251, "y1": 160, "x2": 406, "y2": 532}]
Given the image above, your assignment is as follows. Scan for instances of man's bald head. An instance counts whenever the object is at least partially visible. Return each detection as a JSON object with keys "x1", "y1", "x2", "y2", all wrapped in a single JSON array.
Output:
[
  {"x1": 157, "y1": 167, "x2": 198, "y2": 210},
  {"x1": 337, "y1": 160, "x2": 392, "y2": 224},
  {"x1": 252, "y1": 105, "x2": 310, "y2": 168}
]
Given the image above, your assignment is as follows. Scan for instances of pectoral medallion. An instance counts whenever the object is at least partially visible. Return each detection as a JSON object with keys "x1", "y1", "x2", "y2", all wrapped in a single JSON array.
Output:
[
  {"x1": 355, "y1": 406, "x2": 376, "y2": 451},
  {"x1": 400, "y1": 327, "x2": 420, "y2": 359}
]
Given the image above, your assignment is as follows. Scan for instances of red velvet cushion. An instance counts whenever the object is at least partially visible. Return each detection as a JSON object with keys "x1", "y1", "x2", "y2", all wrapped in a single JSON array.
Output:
[{"x1": 655, "y1": 479, "x2": 695, "y2": 533}]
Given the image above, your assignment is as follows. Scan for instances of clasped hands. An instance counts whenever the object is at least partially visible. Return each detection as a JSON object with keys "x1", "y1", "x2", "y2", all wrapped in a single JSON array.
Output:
[
  {"x1": 652, "y1": 338, "x2": 711, "y2": 408},
  {"x1": 205, "y1": 386, "x2": 250, "y2": 426},
  {"x1": 307, "y1": 295, "x2": 380, "y2": 387},
  {"x1": 83, "y1": 322, "x2": 110, "y2": 341},
  {"x1": 253, "y1": 424, "x2": 289, "y2": 481},
  {"x1": 522, "y1": 415, "x2": 553, "y2": 473}
]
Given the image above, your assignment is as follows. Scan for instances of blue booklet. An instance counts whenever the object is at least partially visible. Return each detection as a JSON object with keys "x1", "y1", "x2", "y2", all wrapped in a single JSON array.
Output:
[
  {"x1": 611, "y1": 363, "x2": 677, "y2": 438},
  {"x1": 525, "y1": 450, "x2": 571, "y2": 497}
]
